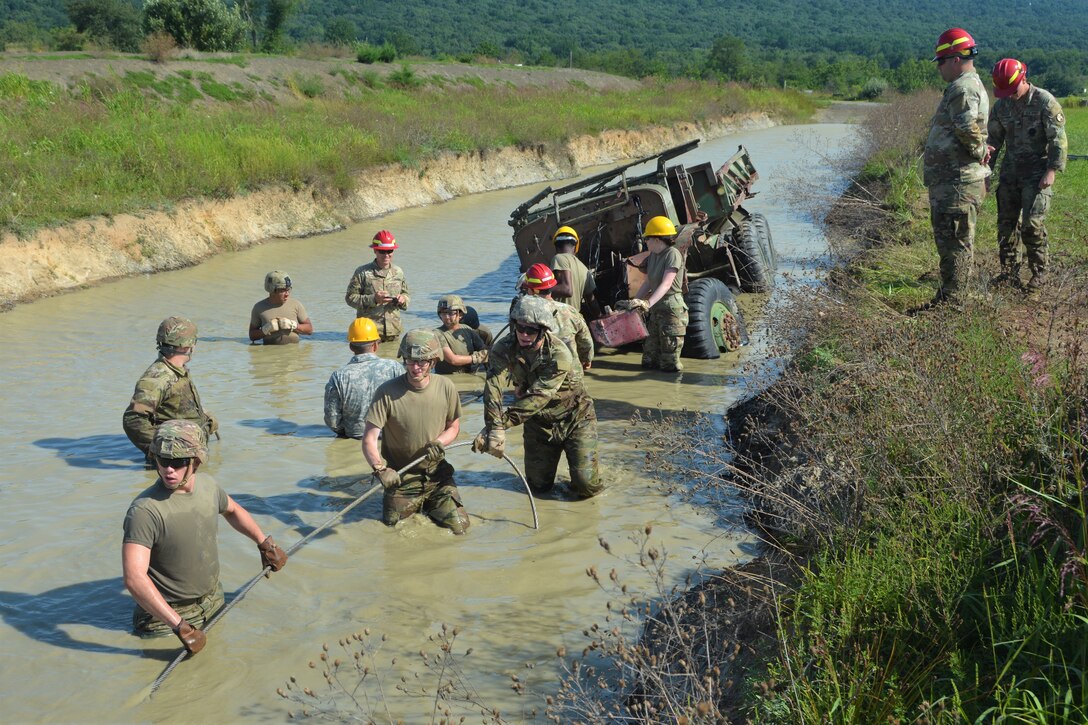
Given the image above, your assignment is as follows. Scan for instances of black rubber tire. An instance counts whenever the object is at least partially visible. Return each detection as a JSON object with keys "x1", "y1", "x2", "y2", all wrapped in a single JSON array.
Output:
[
  {"x1": 751, "y1": 212, "x2": 777, "y2": 273},
  {"x1": 731, "y1": 219, "x2": 774, "y2": 292},
  {"x1": 682, "y1": 278, "x2": 749, "y2": 359}
]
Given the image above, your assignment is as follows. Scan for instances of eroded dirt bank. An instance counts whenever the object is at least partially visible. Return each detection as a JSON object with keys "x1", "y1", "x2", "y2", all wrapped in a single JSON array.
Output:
[{"x1": 0, "y1": 113, "x2": 773, "y2": 309}]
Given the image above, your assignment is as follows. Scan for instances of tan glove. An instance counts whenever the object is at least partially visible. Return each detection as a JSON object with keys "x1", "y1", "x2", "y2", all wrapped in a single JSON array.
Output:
[
  {"x1": 375, "y1": 466, "x2": 401, "y2": 490},
  {"x1": 174, "y1": 620, "x2": 206, "y2": 655},
  {"x1": 625, "y1": 298, "x2": 650, "y2": 313},
  {"x1": 278, "y1": 318, "x2": 298, "y2": 332},
  {"x1": 421, "y1": 440, "x2": 444, "y2": 469},
  {"x1": 261, "y1": 318, "x2": 281, "y2": 335},
  {"x1": 470, "y1": 349, "x2": 489, "y2": 365},
  {"x1": 472, "y1": 426, "x2": 506, "y2": 458},
  {"x1": 258, "y1": 535, "x2": 288, "y2": 572}
]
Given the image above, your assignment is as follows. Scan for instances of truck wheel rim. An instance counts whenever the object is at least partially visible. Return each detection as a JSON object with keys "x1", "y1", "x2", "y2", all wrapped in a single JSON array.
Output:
[{"x1": 710, "y1": 301, "x2": 740, "y2": 352}]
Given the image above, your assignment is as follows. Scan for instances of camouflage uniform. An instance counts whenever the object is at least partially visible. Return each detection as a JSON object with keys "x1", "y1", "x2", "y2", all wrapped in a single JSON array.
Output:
[
  {"x1": 381, "y1": 460, "x2": 467, "y2": 533},
  {"x1": 923, "y1": 70, "x2": 989, "y2": 302},
  {"x1": 323, "y1": 353, "x2": 405, "y2": 438},
  {"x1": 123, "y1": 358, "x2": 216, "y2": 457},
  {"x1": 484, "y1": 331, "x2": 602, "y2": 498},
  {"x1": 643, "y1": 245, "x2": 688, "y2": 371},
  {"x1": 345, "y1": 263, "x2": 410, "y2": 341},
  {"x1": 549, "y1": 299, "x2": 594, "y2": 369},
  {"x1": 987, "y1": 85, "x2": 1068, "y2": 280}
]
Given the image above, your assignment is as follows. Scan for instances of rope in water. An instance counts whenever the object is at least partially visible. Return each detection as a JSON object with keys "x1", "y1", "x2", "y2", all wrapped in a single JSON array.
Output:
[{"x1": 148, "y1": 441, "x2": 535, "y2": 695}]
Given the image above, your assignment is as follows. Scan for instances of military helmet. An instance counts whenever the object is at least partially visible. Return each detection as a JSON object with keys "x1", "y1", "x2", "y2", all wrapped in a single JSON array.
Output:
[
  {"x1": 398, "y1": 328, "x2": 443, "y2": 361},
  {"x1": 264, "y1": 270, "x2": 292, "y2": 293},
  {"x1": 510, "y1": 295, "x2": 556, "y2": 332},
  {"x1": 437, "y1": 294, "x2": 467, "y2": 314},
  {"x1": 156, "y1": 316, "x2": 198, "y2": 349},
  {"x1": 150, "y1": 420, "x2": 208, "y2": 464},
  {"x1": 348, "y1": 317, "x2": 380, "y2": 344}
]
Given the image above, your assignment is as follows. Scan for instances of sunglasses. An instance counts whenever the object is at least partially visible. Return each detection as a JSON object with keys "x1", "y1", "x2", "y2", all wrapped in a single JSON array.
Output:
[
  {"x1": 156, "y1": 456, "x2": 192, "y2": 469},
  {"x1": 514, "y1": 322, "x2": 543, "y2": 335},
  {"x1": 936, "y1": 56, "x2": 958, "y2": 67},
  {"x1": 374, "y1": 249, "x2": 393, "y2": 255}
]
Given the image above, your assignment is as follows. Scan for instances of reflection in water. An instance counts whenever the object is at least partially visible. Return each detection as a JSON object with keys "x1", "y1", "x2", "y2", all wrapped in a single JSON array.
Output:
[{"x1": 0, "y1": 123, "x2": 855, "y2": 722}]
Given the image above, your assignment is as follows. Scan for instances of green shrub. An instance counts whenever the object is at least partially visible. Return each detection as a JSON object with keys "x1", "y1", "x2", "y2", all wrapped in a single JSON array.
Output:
[
  {"x1": 388, "y1": 63, "x2": 422, "y2": 89},
  {"x1": 290, "y1": 73, "x2": 324, "y2": 98},
  {"x1": 143, "y1": 0, "x2": 246, "y2": 52},
  {"x1": 355, "y1": 42, "x2": 380, "y2": 64},
  {"x1": 858, "y1": 76, "x2": 889, "y2": 100},
  {"x1": 377, "y1": 42, "x2": 396, "y2": 63}
]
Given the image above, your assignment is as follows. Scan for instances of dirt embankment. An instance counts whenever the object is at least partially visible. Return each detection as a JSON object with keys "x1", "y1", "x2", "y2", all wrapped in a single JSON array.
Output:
[{"x1": 0, "y1": 113, "x2": 774, "y2": 310}]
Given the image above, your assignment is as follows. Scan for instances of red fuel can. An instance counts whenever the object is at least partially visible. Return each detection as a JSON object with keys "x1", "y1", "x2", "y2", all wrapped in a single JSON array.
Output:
[{"x1": 590, "y1": 310, "x2": 649, "y2": 348}]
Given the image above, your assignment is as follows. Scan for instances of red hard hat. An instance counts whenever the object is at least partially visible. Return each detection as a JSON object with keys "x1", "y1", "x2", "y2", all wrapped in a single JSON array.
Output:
[
  {"x1": 524, "y1": 263, "x2": 557, "y2": 291},
  {"x1": 933, "y1": 28, "x2": 977, "y2": 61},
  {"x1": 371, "y1": 229, "x2": 397, "y2": 251},
  {"x1": 992, "y1": 58, "x2": 1027, "y2": 98}
]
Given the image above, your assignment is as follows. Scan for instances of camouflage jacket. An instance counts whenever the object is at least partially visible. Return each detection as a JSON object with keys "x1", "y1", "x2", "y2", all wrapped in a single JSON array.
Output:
[
  {"x1": 924, "y1": 71, "x2": 990, "y2": 187},
  {"x1": 484, "y1": 331, "x2": 589, "y2": 429},
  {"x1": 344, "y1": 263, "x2": 410, "y2": 338},
  {"x1": 123, "y1": 358, "x2": 214, "y2": 454},
  {"x1": 550, "y1": 299, "x2": 594, "y2": 368},
  {"x1": 324, "y1": 353, "x2": 405, "y2": 438},
  {"x1": 987, "y1": 85, "x2": 1068, "y2": 180}
]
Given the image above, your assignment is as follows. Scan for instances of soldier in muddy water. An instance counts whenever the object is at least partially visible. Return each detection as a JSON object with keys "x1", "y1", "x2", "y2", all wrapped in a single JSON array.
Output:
[
  {"x1": 122, "y1": 316, "x2": 218, "y2": 463},
  {"x1": 324, "y1": 317, "x2": 405, "y2": 439},
  {"x1": 249, "y1": 270, "x2": 313, "y2": 344},
  {"x1": 520, "y1": 263, "x2": 594, "y2": 371},
  {"x1": 622, "y1": 216, "x2": 688, "y2": 372},
  {"x1": 345, "y1": 230, "x2": 410, "y2": 342},
  {"x1": 433, "y1": 294, "x2": 489, "y2": 374},
  {"x1": 986, "y1": 58, "x2": 1068, "y2": 292},
  {"x1": 920, "y1": 28, "x2": 990, "y2": 310}
]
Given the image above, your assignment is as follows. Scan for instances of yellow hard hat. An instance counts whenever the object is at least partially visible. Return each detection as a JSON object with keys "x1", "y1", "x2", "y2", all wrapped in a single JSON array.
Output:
[
  {"x1": 348, "y1": 317, "x2": 380, "y2": 344},
  {"x1": 553, "y1": 226, "x2": 580, "y2": 253},
  {"x1": 643, "y1": 216, "x2": 678, "y2": 239}
]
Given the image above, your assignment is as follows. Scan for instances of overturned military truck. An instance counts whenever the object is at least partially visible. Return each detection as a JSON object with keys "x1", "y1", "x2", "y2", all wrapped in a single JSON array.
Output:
[{"x1": 509, "y1": 140, "x2": 776, "y2": 359}]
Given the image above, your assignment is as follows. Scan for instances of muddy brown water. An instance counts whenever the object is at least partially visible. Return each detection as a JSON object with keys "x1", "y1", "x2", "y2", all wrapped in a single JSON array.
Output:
[{"x1": 0, "y1": 123, "x2": 857, "y2": 722}]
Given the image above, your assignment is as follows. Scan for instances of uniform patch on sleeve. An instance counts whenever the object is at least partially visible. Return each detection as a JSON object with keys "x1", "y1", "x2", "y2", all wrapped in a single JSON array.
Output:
[{"x1": 1055, "y1": 112, "x2": 1065, "y2": 124}]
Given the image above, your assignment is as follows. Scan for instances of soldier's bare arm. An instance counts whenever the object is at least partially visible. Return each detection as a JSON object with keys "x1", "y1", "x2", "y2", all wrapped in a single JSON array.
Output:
[
  {"x1": 552, "y1": 268, "x2": 574, "y2": 298},
  {"x1": 122, "y1": 542, "x2": 185, "y2": 630},
  {"x1": 362, "y1": 423, "x2": 384, "y2": 468},
  {"x1": 221, "y1": 496, "x2": 270, "y2": 545}
]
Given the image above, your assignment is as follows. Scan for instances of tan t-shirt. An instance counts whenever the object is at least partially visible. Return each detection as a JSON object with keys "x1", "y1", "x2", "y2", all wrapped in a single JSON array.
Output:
[
  {"x1": 123, "y1": 474, "x2": 230, "y2": 603},
  {"x1": 551, "y1": 253, "x2": 595, "y2": 313},
  {"x1": 366, "y1": 374, "x2": 461, "y2": 470},
  {"x1": 250, "y1": 297, "x2": 309, "y2": 344},
  {"x1": 646, "y1": 246, "x2": 685, "y2": 297},
  {"x1": 434, "y1": 326, "x2": 486, "y2": 374}
]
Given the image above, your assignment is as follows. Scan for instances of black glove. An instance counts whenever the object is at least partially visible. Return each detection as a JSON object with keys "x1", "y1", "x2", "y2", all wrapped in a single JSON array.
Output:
[
  {"x1": 258, "y1": 535, "x2": 288, "y2": 572},
  {"x1": 174, "y1": 620, "x2": 206, "y2": 655},
  {"x1": 376, "y1": 467, "x2": 401, "y2": 490}
]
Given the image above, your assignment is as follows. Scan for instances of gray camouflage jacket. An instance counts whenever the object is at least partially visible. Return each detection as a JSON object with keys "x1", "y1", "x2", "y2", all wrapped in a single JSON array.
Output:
[{"x1": 324, "y1": 353, "x2": 405, "y2": 438}]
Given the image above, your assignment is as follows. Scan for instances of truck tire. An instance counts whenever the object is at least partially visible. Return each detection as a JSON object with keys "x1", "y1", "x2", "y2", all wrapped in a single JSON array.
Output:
[
  {"x1": 751, "y1": 212, "x2": 777, "y2": 271},
  {"x1": 732, "y1": 219, "x2": 774, "y2": 292},
  {"x1": 682, "y1": 278, "x2": 748, "y2": 359}
]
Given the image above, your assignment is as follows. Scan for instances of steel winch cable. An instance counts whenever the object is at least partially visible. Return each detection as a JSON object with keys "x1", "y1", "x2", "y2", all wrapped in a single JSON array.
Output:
[{"x1": 146, "y1": 441, "x2": 536, "y2": 696}]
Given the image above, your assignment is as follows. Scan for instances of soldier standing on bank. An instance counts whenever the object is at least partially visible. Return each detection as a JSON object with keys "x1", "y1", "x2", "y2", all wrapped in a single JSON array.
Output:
[
  {"x1": 363, "y1": 329, "x2": 470, "y2": 534},
  {"x1": 345, "y1": 230, "x2": 410, "y2": 342},
  {"x1": 625, "y1": 216, "x2": 688, "y2": 372},
  {"x1": 550, "y1": 226, "x2": 600, "y2": 317},
  {"x1": 987, "y1": 58, "x2": 1068, "y2": 291},
  {"x1": 921, "y1": 28, "x2": 990, "y2": 308},
  {"x1": 123, "y1": 316, "x2": 218, "y2": 462},
  {"x1": 434, "y1": 294, "x2": 489, "y2": 374},
  {"x1": 324, "y1": 318, "x2": 405, "y2": 439},
  {"x1": 474, "y1": 295, "x2": 602, "y2": 499},
  {"x1": 249, "y1": 270, "x2": 314, "y2": 345},
  {"x1": 521, "y1": 263, "x2": 594, "y2": 371},
  {"x1": 122, "y1": 421, "x2": 287, "y2": 653}
]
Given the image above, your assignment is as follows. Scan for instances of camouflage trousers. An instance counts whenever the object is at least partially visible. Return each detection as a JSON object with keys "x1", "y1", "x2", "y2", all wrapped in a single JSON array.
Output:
[
  {"x1": 524, "y1": 397, "x2": 602, "y2": 498},
  {"x1": 133, "y1": 581, "x2": 224, "y2": 637},
  {"x1": 928, "y1": 180, "x2": 985, "y2": 302},
  {"x1": 382, "y1": 460, "x2": 470, "y2": 534},
  {"x1": 996, "y1": 176, "x2": 1052, "y2": 276},
  {"x1": 643, "y1": 294, "x2": 689, "y2": 372}
]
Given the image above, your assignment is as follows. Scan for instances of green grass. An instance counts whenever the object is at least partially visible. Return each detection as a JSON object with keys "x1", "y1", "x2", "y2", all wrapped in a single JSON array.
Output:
[{"x1": 0, "y1": 73, "x2": 817, "y2": 233}]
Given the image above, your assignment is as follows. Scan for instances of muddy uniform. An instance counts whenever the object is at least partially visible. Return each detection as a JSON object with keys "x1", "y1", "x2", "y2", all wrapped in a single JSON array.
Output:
[
  {"x1": 643, "y1": 246, "x2": 688, "y2": 371},
  {"x1": 550, "y1": 299, "x2": 594, "y2": 369},
  {"x1": 324, "y1": 353, "x2": 405, "y2": 438},
  {"x1": 123, "y1": 358, "x2": 216, "y2": 457},
  {"x1": 987, "y1": 86, "x2": 1067, "y2": 278},
  {"x1": 484, "y1": 331, "x2": 601, "y2": 498},
  {"x1": 551, "y1": 252, "x2": 595, "y2": 314},
  {"x1": 366, "y1": 375, "x2": 468, "y2": 532},
  {"x1": 123, "y1": 474, "x2": 229, "y2": 635},
  {"x1": 250, "y1": 297, "x2": 309, "y2": 345},
  {"x1": 345, "y1": 263, "x2": 410, "y2": 341},
  {"x1": 434, "y1": 326, "x2": 487, "y2": 374},
  {"x1": 923, "y1": 70, "x2": 989, "y2": 302}
]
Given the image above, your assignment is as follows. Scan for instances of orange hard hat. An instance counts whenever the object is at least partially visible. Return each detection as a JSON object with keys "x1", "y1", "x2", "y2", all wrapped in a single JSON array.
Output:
[
  {"x1": 371, "y1": 229, "x2": 397, "y2": 251},
  {"x1": 933, "y1": 28, "x2": 977, "y2": 61},
  {"x1": 992, "y1": 58, "x2": 1027, "y2": 98},
  {"x1": 524, "y1": 263, "x2": 557, "y2": 291}
]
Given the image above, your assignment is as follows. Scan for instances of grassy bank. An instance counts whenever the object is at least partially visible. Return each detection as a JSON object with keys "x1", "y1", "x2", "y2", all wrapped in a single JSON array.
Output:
[
  {"x1": 734, "y1": 96, "x2": 1088, "y2": 721},
  {"x1": 0, "y1": 69, "x2": 815, "y2": 234}
]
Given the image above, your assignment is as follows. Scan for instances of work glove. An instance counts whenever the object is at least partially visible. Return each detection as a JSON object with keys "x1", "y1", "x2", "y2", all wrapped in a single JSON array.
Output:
[
  {"x1": 278, "y1": 318, "x2": 299, "y2": 332},
  {"x1": 261, "y1": 318, "x2": 281, "y2": 335},
  {"x1": 258, "y1": 535, "x2": 288, "y2": 572},
  {"x1": 375, "y1": 466, "x2": 401, "y2": 490},
  {"x1": 470, "y1": 349, "x2": 489, "y2": 366},
  {"x1": 421, "y1": 440, "x2": 445, "y2": 469},
  {"x1": 617, "y1": 298, "x2": 650, "y2": 313},
  {"x1": 472, "y1": 426, "x2": 506, "y2": 459},
  {"x1": 173, "y1": 620, "x2": 206, "y2": 655}
]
